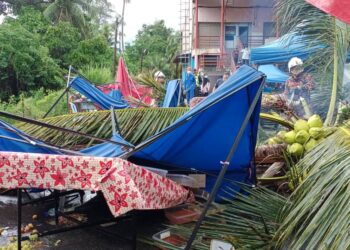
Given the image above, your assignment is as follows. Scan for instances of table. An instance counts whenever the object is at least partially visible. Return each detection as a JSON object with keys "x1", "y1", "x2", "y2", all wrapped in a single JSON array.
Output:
[{"x1": 0, "y1": 152, "x2": 192, "y2": 217}]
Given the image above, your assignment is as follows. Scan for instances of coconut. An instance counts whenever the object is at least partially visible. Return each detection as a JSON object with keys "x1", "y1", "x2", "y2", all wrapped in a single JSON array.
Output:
[
  {"x1": 309, "y1": 127, "x2": 324, "y2": 139},
  {"x1": 277, "y1": 130, "x2": 287, "y2": 138},
  {"x1": 295, "y1": 130, "x2": 310, "y2": 144},
  {"x1": 268, "y1": 137, "x2": 279, "y2": 145},
  {"x1": 284, "y1": 130, "x2": 296, "y2": 144},
  {"x1": 288, "y1": 143, "x2": 304, "y2": 157},
  {"x1": 294, "y1": 119, "x2": 309, "y2": 132},
  {"x1": 307, "y1": 114, "x2": 323, "y2": 128},
  {"x1": 305, "y1": 138, "x2": 317, "y2": 152}
]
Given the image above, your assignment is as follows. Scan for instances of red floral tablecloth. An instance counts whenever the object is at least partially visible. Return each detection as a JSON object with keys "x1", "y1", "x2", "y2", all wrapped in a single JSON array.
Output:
[{"x1": 0, "y1": 152, "x2": 192, "y2": 217}]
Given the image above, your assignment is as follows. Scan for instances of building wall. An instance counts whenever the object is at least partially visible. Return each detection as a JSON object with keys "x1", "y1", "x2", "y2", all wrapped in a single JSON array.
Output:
[
  {"x1": 197, "y1": 7, "x2": 274, "y2": 37},
  {"x1": 181, "y1": 0, "x2": 275, "y2": 72}
]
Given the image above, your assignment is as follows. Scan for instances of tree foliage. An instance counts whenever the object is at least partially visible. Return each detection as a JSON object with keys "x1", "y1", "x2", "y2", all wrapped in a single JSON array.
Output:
[
  {"x1": 15, "y1": 6, "x2": 48, "y2": 34},
  {"x1": 0, "y1": 22, "x2": 63, "y2": 100},
  {"x1": 0, "y1": 2, "x2": 116, "y2": 101},
  {"x1": 0, "y1": 2, "x2": 181, "y2": 107},
  {"x1": 67, "y1": 35, "x2": 113, "y2": 68},
  {"x1": 43, "y1": 21, "x2": 81, "y2": 67},
  {"x1": 124, "y1": 20, "x2": 180, "y2": 79}
]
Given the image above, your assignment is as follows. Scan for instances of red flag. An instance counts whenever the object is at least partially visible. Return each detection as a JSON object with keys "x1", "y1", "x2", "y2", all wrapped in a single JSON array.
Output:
[
  {"x1": 116, "y1": 57, "x2": 153, "y2": 106},
  {"x1": 306, "y1": 0, "x2": 350, "y2": 24}
]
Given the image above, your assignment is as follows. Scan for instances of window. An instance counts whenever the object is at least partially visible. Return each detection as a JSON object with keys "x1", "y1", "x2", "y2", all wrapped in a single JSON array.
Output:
[
  {"x1": 263, "y1": 22, "x2": 276, "y2": 39},
  {"x1": 225, "y1": 24, "x2": 249, "y2": 49}
]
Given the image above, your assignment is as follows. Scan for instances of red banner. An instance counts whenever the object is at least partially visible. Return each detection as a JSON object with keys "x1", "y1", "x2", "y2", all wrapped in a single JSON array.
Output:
[
  {"x1": 306, "y1": 0, "x2": 350, "y2": 24},
  {"x1": 116, "y1": 57, "x2": 153, "y2": 106}
]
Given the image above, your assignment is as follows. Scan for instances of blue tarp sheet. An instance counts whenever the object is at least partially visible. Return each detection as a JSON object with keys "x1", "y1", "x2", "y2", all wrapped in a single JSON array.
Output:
[
  {"x1": 258, "y1": 64, "x2": 288, "y2": 83},
  {"x1": 108, "y1": 89, "x2": 123, "y2": 101},
  {"x1": 251, "y1": 35, "x2": 323, "y2": 64},
  {"x1": 81, "y1": 134, "x2": 133, "y2": 157},
  {"x1": 70, "y1": 77, "x2": 129, "y2": 110},
  {"x1": 251, "y1": 34, "x2": 350, "y2": 64},
  {"x1": 0, "y1": 120, "x2": 62, "y2": 154},
  {"x1": 0, "y1": 119, "x2": 131, "y2": 157},
  {"x1": 163, "y1": 80, "x2": 181, "y2": 107},
  {"x1": 128, "y1": 65, "x2": 265, "y2": 189}
]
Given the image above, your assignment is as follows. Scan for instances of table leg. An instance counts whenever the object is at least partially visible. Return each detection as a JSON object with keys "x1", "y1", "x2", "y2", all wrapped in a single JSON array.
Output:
[
  {"x1": 132, "y1": 213, "x2": 137, "y2": 250},
  {"x1": 17, "y1": 189, "x2": 22, "y2": 250},
  {"x1": 54, "y1": 190, "x2": 59, "y2": 225}
]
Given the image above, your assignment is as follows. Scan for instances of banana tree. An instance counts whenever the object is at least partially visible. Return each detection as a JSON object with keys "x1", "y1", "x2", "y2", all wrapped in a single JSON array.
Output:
[{"x1": 275, "y1": 0, "x2": 350, "y2": 126}]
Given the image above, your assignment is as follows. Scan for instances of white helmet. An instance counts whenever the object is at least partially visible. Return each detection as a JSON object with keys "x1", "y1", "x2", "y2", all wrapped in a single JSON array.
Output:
[
  {"x1": 154, "y1": 71, "x2": 165, "y2": 79},
  {"x1": 288, "y1": 57, "x2": 303, "y2": 72}
]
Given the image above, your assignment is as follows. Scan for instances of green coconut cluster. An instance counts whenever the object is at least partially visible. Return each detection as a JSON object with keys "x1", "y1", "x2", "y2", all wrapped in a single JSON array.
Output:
[{"x1": 268, "y1": 115, "x2": 333, "y2": 157}]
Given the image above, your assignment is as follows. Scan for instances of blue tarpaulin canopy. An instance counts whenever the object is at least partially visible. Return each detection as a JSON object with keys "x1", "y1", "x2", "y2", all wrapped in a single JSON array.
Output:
[
  {"x1": 70, "y1": 77, "x2": 129, "y2": 110},
  {"x1": 163, "y1": 80, "x2": 181, "y2": 107},
  {"x1": 81, "y1": 133, "x2": 133, "y2": 157},
  {"x1": 127, "y1": 65, "x2": 265, "y2": 189},
  {"x1": 108, "y1": 89, "x2": 123, "y2": 100},
  {"x1": 0, "y1": 119, "x2": 131, "y2": 157},
  {"x1": 258, "y1": 64, "x2": 288, "y2": 83},
  {"x1": 251, "y1": 35, "x2": 323, "y2": 64},
  {"x1": 251, "y1": 34, "x2": 350, "y2": 65},
  {"x1": 0, "y1": 120, "x2": 62, "y2": 154}
]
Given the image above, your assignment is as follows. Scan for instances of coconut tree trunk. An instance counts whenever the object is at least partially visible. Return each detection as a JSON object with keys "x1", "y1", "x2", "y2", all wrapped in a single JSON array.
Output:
[{"x1": 121, "y1": 0, "x2": 126, "y2": 52}]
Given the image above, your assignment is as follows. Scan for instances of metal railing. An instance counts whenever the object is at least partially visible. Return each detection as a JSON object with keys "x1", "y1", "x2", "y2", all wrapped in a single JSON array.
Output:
[
  {"x1": 196, "y1": 35, "x2": 266, "y2": 50},
  {"x1": 199, "y1": 53, "x2": 233, "y2": 70},
  {"x1": 198, "y1": 36, "x2": 221, "y2": 49}
]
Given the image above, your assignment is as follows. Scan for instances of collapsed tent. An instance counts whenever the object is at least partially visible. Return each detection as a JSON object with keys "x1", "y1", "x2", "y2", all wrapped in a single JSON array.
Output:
[
  {"x1": 0, "y1": 119, "x2": 132, "y2": 157},
  {"x1": 0, "y1": 120, "x2": 62, "y2": 154},
  {"x1": 81, "y1": 133, "x2": 133, "y2": 157},
  {"x1": 258, "y1": 64, "x2": 288, "y2": 83},
  {"x1": 126, "y1": 65, "x2": 265, "y2": 190},
  {"x1": 163, "y1": 80, "x2": 182, "y2": 108},
  {"x1": 251, "y1": 35, "x2": 323, "y2": 64},
  {"x1": 70, "y1": 77, "x2": 129, "y2": 110}
]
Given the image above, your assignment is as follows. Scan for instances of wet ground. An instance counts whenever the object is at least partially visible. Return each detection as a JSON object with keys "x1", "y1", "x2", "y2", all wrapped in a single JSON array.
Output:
[{"x1": 0, "y1": 191, "x2": 165, "y2": 250}]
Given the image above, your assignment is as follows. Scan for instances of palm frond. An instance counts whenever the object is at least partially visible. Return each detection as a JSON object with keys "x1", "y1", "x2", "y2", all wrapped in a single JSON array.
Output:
[
  {"x1": 259, "y1": 113, "x2": 294, "y2": 129},
  {"x1": 142, "y1": 185, "x2": 286, "y2": 250},
  {"x1": 43, "y1": 2, "x2": 59, "y2": 23},
  {"x1": 17, "y1": 108, "x2": 188, "y2": 148},
  {"x1": 274, "y1": 126, "x2": 350, "y2": 249},
  {"x1": 275, "y1": 0, "x2": 350, "y2": 125},
  {"x1": 135, "y1": 72, "x2": 166, "y2": 102}
]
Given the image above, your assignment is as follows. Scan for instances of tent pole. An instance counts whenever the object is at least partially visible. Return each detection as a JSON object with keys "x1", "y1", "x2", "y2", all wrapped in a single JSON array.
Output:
[
  {"x1": 0, "y1": 135, "x2": 86, "y2": 155},
  {"x1": 17, "y1": 188, "x2": 22, "y2": 250},
  {"x1": 67, "y1": 65, "x2": 72, "y2": 114},
  {"x1": 44, "y1": 66, "x2": 73, "y2": 119},
  {"x1": 184, "y1": 77, "x2": 265, "y2": 249},
  {"x1": 43, "y1": 85, "x2": 72, "y2": 119}
]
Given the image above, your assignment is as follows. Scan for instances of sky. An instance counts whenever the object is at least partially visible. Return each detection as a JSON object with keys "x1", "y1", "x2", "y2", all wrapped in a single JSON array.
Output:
[
  {"x1": 0, "y1": 0, "x2": 180, "y2": 42},
  {"x1": 111, "y1": 0, "x2": 180, "y2": 43}
]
